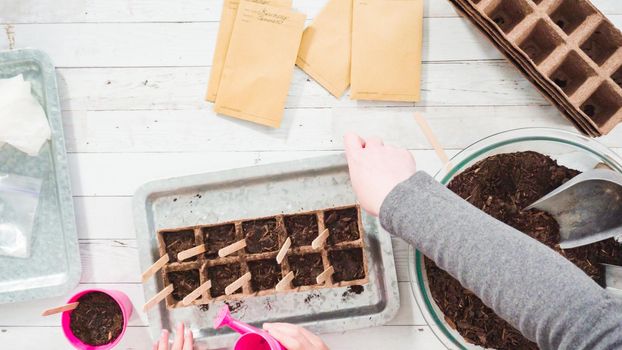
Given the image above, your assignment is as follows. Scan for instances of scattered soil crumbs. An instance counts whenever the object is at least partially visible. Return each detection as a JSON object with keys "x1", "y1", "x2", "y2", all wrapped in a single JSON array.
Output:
[
  {"x1": 304, "y1": 291, "x2": 321, "y2": 304},
  {"x1": 69, "y1": 292, "x2": 123, "y2": 346},
  {"x1": 243, "y1": 219, "x2": 281, "y2": 254},
  {"x1": 248, "y1": 259, "x2": 282, "y2": 291},
  {"x1": 163, "y1": 230, "x2": 196, "y2": 262},
  {"x1": 225, "y1": 300, "x2": 246, "y2": 313},
  {"x1": 285, "y1": 214, "x2": 319, "y2": 247},
  {"x1": 203, "y1": 224, "x2": 237, "y2": 259},
  {"x1": 329, "y1": 248, "x2": 365, "y2": 282},
  {"x1": 342, "y1": 285, "x2": 364, "y2": 301},
  {"x1": 426, "y1": 151, "x2": 622, "y2": 349},
  {"x1": 289, "y1": 253, "x2": 324, "y2": 287},
  {"x1": 324, "y1": 208, "x2": 360, "y2": 245},
  {"x1": 208, "y1": 264, "x2": 242, "y2": 297},
  {"x1": 167, "y1": 270, "x2": 200, "y2": 301}
]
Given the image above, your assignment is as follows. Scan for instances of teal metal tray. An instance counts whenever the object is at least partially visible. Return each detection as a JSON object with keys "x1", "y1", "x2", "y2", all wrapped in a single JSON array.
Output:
[{"x1": 0, "y1": 49, "x2": 80, "y2": 303}]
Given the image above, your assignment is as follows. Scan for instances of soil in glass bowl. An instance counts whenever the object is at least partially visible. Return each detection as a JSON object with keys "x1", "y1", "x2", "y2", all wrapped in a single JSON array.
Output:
[{"x1": 425, "y1": 151, "x2": 622, "y2": 349}]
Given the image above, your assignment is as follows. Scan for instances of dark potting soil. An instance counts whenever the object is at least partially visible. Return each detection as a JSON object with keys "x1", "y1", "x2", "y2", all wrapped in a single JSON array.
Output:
[
  {"x1": 324, "y1": 208, "x2": 360, "y2": 245},
  {"x1": 284, "y1": 214, "x2": 319, "y2": 247},
  {"x1": 288, "y1": 253, "x2": 324, "y2": 287},
  {"x1": 208, "y1": 264, "x2": 242, "y2": 297},
  {"x1": 167, "y1": 270, "x2": 201, "y2": 301},
  {"x1": 163, "y1": 230, "x2": 197, "y2": 262},
  {"x1": 342, "y1": 285, "x2": 365, "y2": 301},
  {"x1": 248, "y1": 259, "x2": 282, "y2": 291},
  {"x1": 225, "y1": 300, "x2": 246, "y2": 313},
  {"x1": 426, "y1": 151, "x2": 622, "y2": 349},
  {"x1": 329, "y1": 248, "x2": 365, "y2": 282},
  {"x1": 203, "y1": 224, "x2": 237, "y2": 259},
  {"x1": 304, "y1": 291, "x2": 321, "y2": 304},
  {"x1": 243, "y1": 219, "x2": 281, "y2": 254},
  {"x1": 69, "y1": 292, "x2": 124, "y2": 346}
]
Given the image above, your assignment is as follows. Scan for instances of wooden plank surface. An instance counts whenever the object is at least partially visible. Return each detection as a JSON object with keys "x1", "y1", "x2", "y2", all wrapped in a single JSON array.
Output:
[
  {"x1": 3, "y1": 0, "x2": 622, "y2": 348},
  {"x1": 55, "y1": 62, "x2": 549, "y2": 110},
  {"x1": 0, "y1": 19, "x2": 504, "y2": 66},
  {"x1": 1, "y1": 0, "x2": 620, "y2": 23},
  {"x1": 0, "y1": 325, "x2": 446, "y2": 350},
  {"x1": 2, "y1": 16, "x2": 621, "y2": 67}
]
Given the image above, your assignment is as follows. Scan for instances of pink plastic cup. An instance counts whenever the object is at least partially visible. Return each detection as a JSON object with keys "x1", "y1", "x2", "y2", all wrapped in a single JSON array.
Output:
[
  {"x1": 213, "y1": 306, "x2": 285, "y2": 350},
  {"x1": 61, "y1": 289, "x2": 133, "y2": 350}
]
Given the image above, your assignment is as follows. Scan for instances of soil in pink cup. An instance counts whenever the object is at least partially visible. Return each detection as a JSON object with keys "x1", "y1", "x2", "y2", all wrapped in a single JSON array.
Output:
[{"x1": 62, "y1": 289, "x2": 132, "y2": 350}]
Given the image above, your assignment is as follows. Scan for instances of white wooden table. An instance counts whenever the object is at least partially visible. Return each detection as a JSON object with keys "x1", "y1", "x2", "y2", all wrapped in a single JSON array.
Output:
[{"x1": 1, "y1": 0, "x2": 622, "y2": 348}]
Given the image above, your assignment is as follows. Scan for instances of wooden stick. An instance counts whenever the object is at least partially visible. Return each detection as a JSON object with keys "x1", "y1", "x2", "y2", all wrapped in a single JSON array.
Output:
[
  {"x1": 182, "y1": 280, "x2": 212, "y2": 306},
  {"x1": 143, "y1": 284, "x2": 174, "y2": 312},
  {"x1": 316, "y1": 266, "x2": 334, "y2": 285},
  {"x1": 225, "y1": 272, "x2": 251, "y2": 295},
  {"x1": 311, "y1": 229, "x2": 329, "y2": 249},
  {"x1": 414, "y1": 112, "x2": 452, "y2": 172},
  {"x1": 219, "y1": 239, "x2": 247, "y2": 258},
  {"x1": 177, "y1": 244, "x2": 206, "y2": 262},
  {"x1": 41, "y1": 302, "x2": 79, "y2": 316},
  {"x1": 276, "y1": 271, "x2": 295, "y2": 292},
  {"x1": 141, "y1": 254, "x2": 170, "y2": 284},
  {"x1": 276, "y1": 238, "x2": 291, "y2": 264}
]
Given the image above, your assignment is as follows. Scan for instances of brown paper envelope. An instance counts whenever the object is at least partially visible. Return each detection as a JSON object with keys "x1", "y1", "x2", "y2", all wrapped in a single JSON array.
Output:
[
  {"x1": 214, "y1": 2, "x2": 306, "y2": 128},
  {"x1": 205, "y1": 0, "x2": 292, "y2": 102},
  {"x1": 350, "y1": 0, "x2": 423, "y2": 102},
  {"x1": 296, "y1": 0, "x2": 353, "y2": 98}
]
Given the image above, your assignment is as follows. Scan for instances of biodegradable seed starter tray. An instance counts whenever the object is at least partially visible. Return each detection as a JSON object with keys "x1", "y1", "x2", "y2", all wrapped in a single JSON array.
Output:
[
  {"x1": 134, "y1": 154, "x2": 399, "y2": 349},
  {"x1": 157, "y1": 205, "x2": 369, "y2": 308},
  {"x1": 450, "y1": 0, "x2": 622, "y2": 136}
]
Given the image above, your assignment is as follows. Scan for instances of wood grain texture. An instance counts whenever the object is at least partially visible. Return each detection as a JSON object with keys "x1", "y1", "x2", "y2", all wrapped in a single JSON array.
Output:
[
  {"x1": 3, "y1": 16, "x2": 619, "y2": 67},
  {"x1": 55, "y1": 62, "x2": 549, "y2": 110},
  {"x1": 0, "y1": 18, "x2": 508, "y2": 67},
  {"x1": 1, "y1": 0, "x2": 620, "y2": 23},
  {"x1": 0, "y1": 325, "x2": 445, "y2": 349},
  {"x1": 3, "y1": 0, "x2": 622, "y2": 348}
]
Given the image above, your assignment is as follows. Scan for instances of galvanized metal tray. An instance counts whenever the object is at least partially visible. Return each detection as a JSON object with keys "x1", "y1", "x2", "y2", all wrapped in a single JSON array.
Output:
[
  {"x1": 0, "y1": 49, "x2": 81, "y2": 303},
  {"x1": 134, "y1": 154, "x2": 400, "y2": 349}
]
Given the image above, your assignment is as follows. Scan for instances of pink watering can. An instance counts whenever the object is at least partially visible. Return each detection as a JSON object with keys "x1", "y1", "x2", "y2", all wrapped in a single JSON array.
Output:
[{"x1": 213, "y1": 306, "x2": 286, "y2": 350}]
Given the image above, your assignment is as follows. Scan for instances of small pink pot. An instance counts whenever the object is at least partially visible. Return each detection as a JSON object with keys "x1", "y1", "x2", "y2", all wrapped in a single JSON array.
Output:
[{"x1": 61, "y1": 289, "x2": 133, "y2": 350}]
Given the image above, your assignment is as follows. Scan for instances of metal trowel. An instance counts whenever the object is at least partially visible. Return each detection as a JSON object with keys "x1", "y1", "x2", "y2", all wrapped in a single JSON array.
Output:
[
  {"x1": 526, "y1": 168, "x2": 622, "y2": 293},
  {"x1": 526, "y1": 168, "x2": 622, "y2": 249}
]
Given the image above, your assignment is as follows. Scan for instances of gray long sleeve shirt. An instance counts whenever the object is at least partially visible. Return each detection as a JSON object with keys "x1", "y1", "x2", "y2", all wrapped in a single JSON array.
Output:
[{"x1": 379, "y1": 172, "x2": 622, "y2": 350}]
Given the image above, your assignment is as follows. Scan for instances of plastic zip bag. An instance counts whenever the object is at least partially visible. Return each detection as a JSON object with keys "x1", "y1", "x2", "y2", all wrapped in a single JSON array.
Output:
[{"x1": 0, "y1": 173, "x2": 42, "y2": 258}]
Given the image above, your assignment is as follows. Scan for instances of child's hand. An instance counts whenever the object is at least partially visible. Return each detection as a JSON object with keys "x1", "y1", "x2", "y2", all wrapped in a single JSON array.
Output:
[
  {"x1": 152, "y1": 323, "x2": 193, "y2": 350},
  {"x1": 344, "y1": 133, "x2": 417, "y2": 216},
  {"x1": 263, "y1": 323, "x2": 329, "y2": 350}
]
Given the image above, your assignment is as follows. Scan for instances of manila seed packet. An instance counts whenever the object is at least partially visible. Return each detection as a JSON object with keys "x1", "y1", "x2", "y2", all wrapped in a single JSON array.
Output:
[
  {"x1": 206, "y1": 0, "x2": 292, "y2": 102},
  {"x1": 350, "y1": 0, "x2": 424, "y2": 102},
  {"x1": 296, "y1": 0, "x2": 353, "y2": 98},
  {"x1": 214, "y1": 1, "x2": 306, "y2": 128}
]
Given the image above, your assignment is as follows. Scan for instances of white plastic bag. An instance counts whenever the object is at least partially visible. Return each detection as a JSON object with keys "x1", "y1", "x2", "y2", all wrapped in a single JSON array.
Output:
[
  {"x1": 0, "y1": 173, "x2": 42, "y2": 258},
  {"x1": 0, "y1": 74, "x2": 51, "y2": 156}
]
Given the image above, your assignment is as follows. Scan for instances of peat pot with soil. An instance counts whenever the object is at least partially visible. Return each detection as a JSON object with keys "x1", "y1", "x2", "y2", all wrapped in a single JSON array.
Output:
[
  {"x1": 60, "y1": 289, "x2": 132, "y2": 349},
  {"x1": 410, "y1": 129, "x2": 622, "y2": 350},
  {"x1": 148, "y1": 205, "x2": 369, "y2": 309}
]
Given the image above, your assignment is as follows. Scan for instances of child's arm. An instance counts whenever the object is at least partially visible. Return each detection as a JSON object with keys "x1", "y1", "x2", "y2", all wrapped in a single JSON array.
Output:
[
  {"x1": 263, "y1": 323, "x2": 329, "y2": 350},
  {"x1": 345, "y1": 133, "x2": 622, "y2": 350}
]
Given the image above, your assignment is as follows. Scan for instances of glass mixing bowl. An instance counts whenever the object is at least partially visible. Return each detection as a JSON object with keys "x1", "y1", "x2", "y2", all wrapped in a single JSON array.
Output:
[{"x1": 408, "y1": 128, "x2": 622, "y2": 349}]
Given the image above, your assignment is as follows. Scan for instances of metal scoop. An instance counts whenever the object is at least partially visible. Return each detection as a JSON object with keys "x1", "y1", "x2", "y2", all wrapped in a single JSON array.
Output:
[{"x1": 526, "y1": 168, "x2": 622, "y2": 249}]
